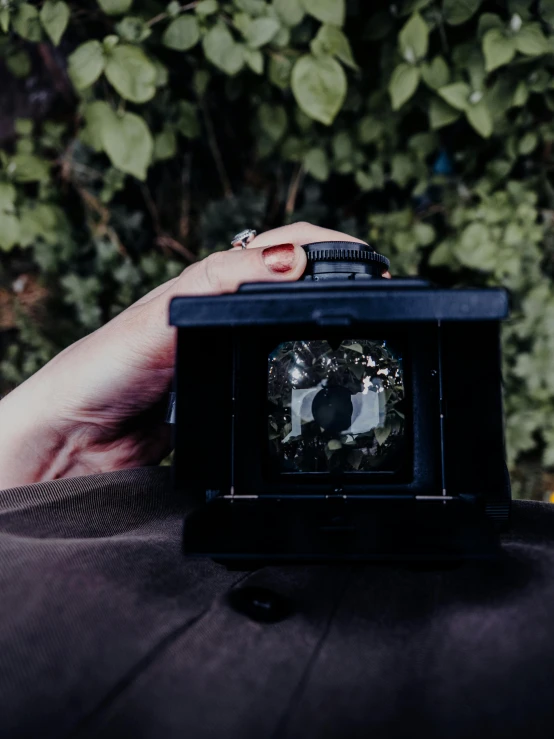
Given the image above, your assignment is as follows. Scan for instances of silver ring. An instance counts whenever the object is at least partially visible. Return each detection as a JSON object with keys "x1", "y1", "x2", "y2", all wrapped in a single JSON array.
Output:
[{"x1": 231, "y1": 228, "x2": 257, "y2": 249}]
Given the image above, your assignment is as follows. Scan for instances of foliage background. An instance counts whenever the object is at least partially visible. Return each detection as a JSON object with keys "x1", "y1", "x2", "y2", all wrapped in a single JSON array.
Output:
[{"x1": 1, "y1": 0, "x2": 554, "y2": 498}]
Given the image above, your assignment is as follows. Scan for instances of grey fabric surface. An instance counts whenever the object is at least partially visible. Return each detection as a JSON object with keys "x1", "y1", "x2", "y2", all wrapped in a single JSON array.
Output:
[{"x1": 1, "y1": 467, "x2": 554, "y2": 738}]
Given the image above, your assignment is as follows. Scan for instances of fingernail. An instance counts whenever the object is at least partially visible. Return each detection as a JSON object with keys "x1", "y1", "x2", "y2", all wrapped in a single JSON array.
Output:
[{"x1": 262, "y1": 243, "x2": 296, "y2": 273}]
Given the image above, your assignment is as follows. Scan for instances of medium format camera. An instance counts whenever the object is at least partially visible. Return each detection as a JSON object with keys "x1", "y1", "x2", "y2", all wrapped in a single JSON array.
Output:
[{"x1": 170, "y1": 241, "x2": 511, "y2": 561}]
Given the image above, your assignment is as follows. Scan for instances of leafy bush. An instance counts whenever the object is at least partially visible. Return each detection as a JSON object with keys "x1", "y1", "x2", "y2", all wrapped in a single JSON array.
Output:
[{"x1": 2, "y1": 0, "x2": 554, "y2": 496}]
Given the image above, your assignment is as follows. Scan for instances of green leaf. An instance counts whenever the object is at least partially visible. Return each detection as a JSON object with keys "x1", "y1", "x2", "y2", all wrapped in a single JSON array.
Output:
[
  {"x1": 6, "y1": 51, "x2": 32, "y2": 79},
  {"x1": 154, "y1": 128, "x2": 177, "y2": 160},
  {"x1": 482, "y1": 28, "x2": 516, "y2": 72},
  {"x1": 68, "y1": 40, "x2": 106, "y2": 90},
  {"x1": 105, "y1": 45, "x2": 157, "y2": 103},
  {"x1": 97, "y1": 0, "x2": 133, "y2": 15},
  {"x1": 244, "y1": 17, "x2": 281, "y2": 48},
  {"x1": 442, "y1": 0, "x2": 481, "y2": 25},
  {"x1": 233, "y1": 0, "x2": 266, "y2": 14},
  {"x1": 19, "y1": 203, "x2": 67, "y2": 246},
  {"x1": 530, "y1": 69, "x2": 550, "y2": 93},
  {"x1": 357, "y1": 115, "x2": 384, "y2": 144},
  {"x1": 244, "y1": 47, "x2": 264, "y2": 74},
  {"x1": 233, "y1": 12, "x2": 253, "y2": 38},
  {"x1": 543, "y1": 442, "x2": 554, "y2": 469},
  {"x1": 514, "y1": 23, "x2": 551, "y2": 56},
  {"x1": 162, "y1": 15, "x2": 200, "y2": 51},
  {"x1": 13, "y1": 4, "x2": 42, "y2": 42},
  {"x1": 273, "y1": 0, "x2": 305, "y2": 27},
  {"x1": 203, "y1": 23, "x2": 244, "y2": 75},
  {"x1": 369, "y1": 161, "x2": 385, "y2": 189},
  {"x1": 304, "y1": 147, "x2": 330, "y2": 181},
  {"x1": 10, "y1": 154, "x2": 50, "y2": 183},
  {"x1": 332, "y1": 130, "x2": 353, "y2": 163},
  {"x1": 302, "y1": 0, "x2": 345, "y2": 27},
  {"x1": 438, "y1": 82, "x2": 470, "y2": 110},
  {"x1": 408, "y1": 131, "x2": 438, "y2": 157},
  {"x1": 389, "y1": 63, "x2": 420, "y2": 110},
  {"x1": 0, "y1": 8, "x2": 10, "y2": 33},
  {"x1": 81, "y1": 100, "x2": 114, "y2": 151},
  {"x1": 40, "y1": 1, "x2": 70, "y2": 46},
  {"x1": 429, "y1": 240, "x2": 455, "y2": 267},
  {"x1": 281, "y1": 135, "x2": 306, "y2": 162},
  {"x1": 513, "y1": 81, "x2": 529, "y2": 107},
  {"x1": 103, "y1": 34, "x2": 119, "y2": 51},
  {"x1": 100, "y1": 109, "x2": 153, "y2": 180},
  {"x1": 273, "y1": 25, "x2": 290, "y2": 50},
  {"x1": 540, "y1": 0, "x2": 554, "y2": 24},
  {"x1": 154, "y1": 59, "x2": 169, "y2": 87},
  {"x1": 519, "y1": 131, "x2": 538, "y2": 154},
  {"x1": 414, "y1": 222, "x2": 436, "y2": 245},
  {"x1": 291, "y1": 53, "x2": 347, "y2": 125},
  {"x1": 429, "y1": 97, "x2": 461, "y2": 128},
  {"x1": 269, "y1": 55, "x2": 293, "y2": 88},
  {"x1": 100, "y1": 167, "x2": 126, "y2": 203},
  {"x1": 355, "y1": 170, "x2": 373, "y2": 191},
  {"x1": 116, "y1": 16, "x2": 152, "y2": 43},
  {"x1": 0, "y1": 183, "x2": 16, "y2": 210},
  {"x1": 466, "y1": 47, "x2": 486, "y2": 90},
  {"x1": 401, "y1": 0, "x2": 433, "y2": 12},
  {"x1": 311, "y1": 24, "x2": 358, "y2": 70},
  {"x1": 454, "y1": 222, "x2": 496, "y2": 270},
  {"x1": 391, "y1": 153, "x2": 414, "y2": 187},
  {"x1": 509, "y1": 0, "x2": 533, "y2": 16},
  {"x1": 477, "y1": 12, "x2": 504, "y2": 38},
  {"x1": 421, "y1": 56, "x2": 450, "y2": 89},
  {"x1": 16, "y1": 138, "x2": 34, "y2": 155},
  {"x1": 0, "y1": 212, "x2": 20, "y2": 252},
  {"x1": 15, "y1": 119, "x2": 32, "y2": 137},
  {"x1": 177, "y1": 100, "x2": 200, "y2": 138},
  {"x1": 399, "y1": 12, "x2": 429, "y2": 62},
  {"x1": 0, "y1": 183, "x2": 20, "y2": 251},
  {"x1": 196, "y1": 0, "x2": 219, "y2": 15},
  {"x1": 466, "y1": 98, "x2": 493, "y2": 137},
  {"x1": 258, "y1": 103, "x2": 288, "y2": 141}
]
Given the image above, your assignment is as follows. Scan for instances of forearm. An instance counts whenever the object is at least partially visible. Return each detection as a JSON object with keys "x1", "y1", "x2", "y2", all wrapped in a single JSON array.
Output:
[{"x1": 0, "y1": 379, "x2": 77, "y2": 489}]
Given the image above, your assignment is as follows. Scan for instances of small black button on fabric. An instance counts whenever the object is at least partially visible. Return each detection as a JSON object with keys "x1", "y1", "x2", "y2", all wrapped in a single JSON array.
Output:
[{"x1": 228, "y1": 586, "x2": 293, "y2": 624}]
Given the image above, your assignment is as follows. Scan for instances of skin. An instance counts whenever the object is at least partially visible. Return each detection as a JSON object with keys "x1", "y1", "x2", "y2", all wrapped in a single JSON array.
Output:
[{"x1": 0, "y1": 222, "x2": 387, "y2": 490}]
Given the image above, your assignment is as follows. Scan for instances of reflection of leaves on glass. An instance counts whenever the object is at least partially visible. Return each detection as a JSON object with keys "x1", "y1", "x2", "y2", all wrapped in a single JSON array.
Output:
[{"x1": 268, "y1": 339, "x2": 405, "y2": 473}]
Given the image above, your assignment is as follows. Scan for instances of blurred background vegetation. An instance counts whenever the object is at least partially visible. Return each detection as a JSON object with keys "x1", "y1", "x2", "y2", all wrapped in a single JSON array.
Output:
[{"x1": 1, "y1": 0, "x2": 554, "y2": 498}]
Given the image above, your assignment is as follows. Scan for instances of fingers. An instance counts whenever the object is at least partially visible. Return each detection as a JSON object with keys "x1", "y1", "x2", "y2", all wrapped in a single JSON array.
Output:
[
  {"x1": 236, "y1": 221, "x2": 368, "y2": 250},
  {"x1": 237, "y1": 222, "x2": 390, "y2": 278},
  {"x1": 171, "y1": 241, "x2": 307, "y2": 297}
]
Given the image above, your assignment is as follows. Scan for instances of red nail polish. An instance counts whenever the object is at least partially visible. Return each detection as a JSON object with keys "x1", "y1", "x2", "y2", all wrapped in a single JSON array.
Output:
[{"x1": 262, "y1": 243, "x2": 296, "y2": 273}]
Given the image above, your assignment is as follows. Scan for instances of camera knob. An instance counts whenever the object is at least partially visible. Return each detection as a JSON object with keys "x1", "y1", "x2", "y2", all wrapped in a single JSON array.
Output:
[{"x1": 302, "y1": 241, "x2": 390, "y2": 281}]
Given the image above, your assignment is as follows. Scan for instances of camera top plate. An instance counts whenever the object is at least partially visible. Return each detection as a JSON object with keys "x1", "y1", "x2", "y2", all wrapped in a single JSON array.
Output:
[{"x1": 169, "y1": 279, "x2": 509, "y2": 328}]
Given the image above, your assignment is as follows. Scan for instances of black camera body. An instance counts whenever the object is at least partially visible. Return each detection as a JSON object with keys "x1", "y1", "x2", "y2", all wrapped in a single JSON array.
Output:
[{"x1": 170, "y1": 242, "x2": 511, "y2": 562}]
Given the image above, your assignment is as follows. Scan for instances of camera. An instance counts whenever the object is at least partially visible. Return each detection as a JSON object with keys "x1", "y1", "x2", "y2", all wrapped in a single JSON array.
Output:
[{"x1": 170, "y1": 241, "x2": 511, "y2": 561}]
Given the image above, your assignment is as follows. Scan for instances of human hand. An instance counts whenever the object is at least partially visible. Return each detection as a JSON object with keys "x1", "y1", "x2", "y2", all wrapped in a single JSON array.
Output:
[{"x1": 0, "y1": 223, "x2": 372, "y2": 489}]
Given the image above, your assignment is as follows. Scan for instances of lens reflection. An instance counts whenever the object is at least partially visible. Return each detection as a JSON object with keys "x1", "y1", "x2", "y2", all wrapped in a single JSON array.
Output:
[{"x1": 268, "y1": 339, "x2": 405, "y2": 473}]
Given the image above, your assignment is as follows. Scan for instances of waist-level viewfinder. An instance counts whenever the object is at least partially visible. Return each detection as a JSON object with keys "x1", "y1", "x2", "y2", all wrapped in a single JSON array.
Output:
[{"x1": 170, "y1": 241, "x2": 511, "y2": 561}]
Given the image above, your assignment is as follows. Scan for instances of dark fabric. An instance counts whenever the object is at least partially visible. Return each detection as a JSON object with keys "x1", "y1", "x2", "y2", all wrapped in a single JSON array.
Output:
[{"x1": 1, "y1": 468, "x2": 554, "y2": 738}]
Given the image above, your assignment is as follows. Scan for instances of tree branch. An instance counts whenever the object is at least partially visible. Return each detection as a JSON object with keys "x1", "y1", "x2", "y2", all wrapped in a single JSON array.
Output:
[{"x1": 201, "y1": 98, "x2": 233, "y2": 199}]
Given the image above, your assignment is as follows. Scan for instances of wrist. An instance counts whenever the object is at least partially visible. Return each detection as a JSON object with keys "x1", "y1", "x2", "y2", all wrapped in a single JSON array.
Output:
[{"x1": 0, "y1": 377, "x2": 76, "y2": 490}]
